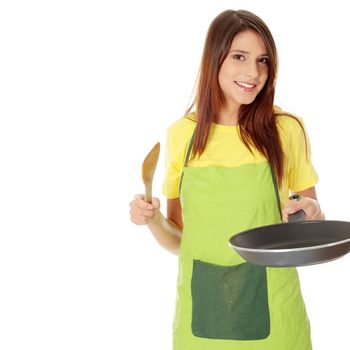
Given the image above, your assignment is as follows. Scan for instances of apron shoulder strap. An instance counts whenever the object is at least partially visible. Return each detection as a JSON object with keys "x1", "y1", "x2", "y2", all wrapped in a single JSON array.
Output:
[
  {"x1": 179, "y1": 129, "x2": 196, "y2": 193},
  {"x1": 184, "y1": 130, "x2": 196, "y2": 167},
  {"x1": 269, "y1": 165, "x2": 283, "y2": 220}
]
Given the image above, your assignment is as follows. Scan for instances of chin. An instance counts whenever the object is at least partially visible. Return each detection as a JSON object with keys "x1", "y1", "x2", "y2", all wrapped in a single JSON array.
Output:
[{"x1": 238, "y1": 97, "x2": 257, "y2": 105}]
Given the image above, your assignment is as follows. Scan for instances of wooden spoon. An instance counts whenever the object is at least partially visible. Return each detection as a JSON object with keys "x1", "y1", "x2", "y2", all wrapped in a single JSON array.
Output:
[{"x1": 141, "y1": 142, "x2": 160, "y2": 203}]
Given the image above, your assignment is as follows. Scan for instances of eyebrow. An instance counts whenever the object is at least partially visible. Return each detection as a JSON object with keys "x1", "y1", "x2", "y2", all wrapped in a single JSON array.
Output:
[
  {"x1": 230, "y1": 49, "x2": 249, "y2": 54},
  {"x1": 229, "y1": 49, "x2": 269, "y2": 57}
]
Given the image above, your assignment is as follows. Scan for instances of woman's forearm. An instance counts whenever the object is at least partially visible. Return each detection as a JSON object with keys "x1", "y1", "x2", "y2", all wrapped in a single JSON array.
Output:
[{"x1": 148, "y1": 212, "x2": 182, "y2": 255}]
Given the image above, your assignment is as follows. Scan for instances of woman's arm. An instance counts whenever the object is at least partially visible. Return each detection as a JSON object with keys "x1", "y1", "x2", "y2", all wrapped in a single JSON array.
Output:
[
  {"x1": 282, "y1": 186, "x2": 325, "y2": 222},
  {"x1": 147, "y1": 198, "x2": 182, "y2": 255},
  {"x1": 130, "y1": 195, "x2": 182, "y2": 255}
]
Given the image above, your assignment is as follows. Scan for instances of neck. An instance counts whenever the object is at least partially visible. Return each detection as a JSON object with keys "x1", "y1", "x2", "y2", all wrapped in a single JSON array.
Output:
[{"x1": 217, "y1": 106, "x2": 239, "y2": 125}]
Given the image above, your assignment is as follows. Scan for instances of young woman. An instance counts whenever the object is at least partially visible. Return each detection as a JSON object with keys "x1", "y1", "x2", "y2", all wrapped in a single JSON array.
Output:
[{"x1": 130, "y1": 9, "x2": 324, "y2": 350}]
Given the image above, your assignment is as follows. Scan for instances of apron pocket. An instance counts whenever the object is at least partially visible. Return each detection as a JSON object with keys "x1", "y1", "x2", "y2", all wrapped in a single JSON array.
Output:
[{"x1": 191, "y1": 260, "x2": 270, "y2": 340}]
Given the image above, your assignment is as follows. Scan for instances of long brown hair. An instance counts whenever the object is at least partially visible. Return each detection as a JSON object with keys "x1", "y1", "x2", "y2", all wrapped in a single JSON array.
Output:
[{"x1": 187, "y1": 10, "x2": 304, "y2": 186}]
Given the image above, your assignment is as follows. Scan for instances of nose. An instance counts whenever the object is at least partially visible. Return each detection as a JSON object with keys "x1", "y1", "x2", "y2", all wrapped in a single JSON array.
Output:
[{"x1": 245, "y1": 61, "x2": 259, "y2": 79}]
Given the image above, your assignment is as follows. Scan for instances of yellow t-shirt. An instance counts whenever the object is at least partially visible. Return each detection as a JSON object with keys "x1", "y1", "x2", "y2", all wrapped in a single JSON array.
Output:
[{"x1": 163, "y1": 110, "x2": 318, "y2": 209}]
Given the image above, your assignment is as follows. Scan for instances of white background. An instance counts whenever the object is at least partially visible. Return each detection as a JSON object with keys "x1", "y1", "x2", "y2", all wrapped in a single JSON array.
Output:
[{"x1": 0, "y1": 0, "x2": 349, "y2": 349}]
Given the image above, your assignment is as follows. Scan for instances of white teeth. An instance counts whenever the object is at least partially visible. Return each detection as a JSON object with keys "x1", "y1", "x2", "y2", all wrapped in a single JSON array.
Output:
[{"x1": 236, "y1": 81, "x2": 255, "y2": 88}]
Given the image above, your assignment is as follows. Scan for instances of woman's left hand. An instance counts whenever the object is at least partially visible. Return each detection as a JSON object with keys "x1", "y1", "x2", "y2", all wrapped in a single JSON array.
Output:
[{"x1": 282, "y1": 196, "x2": 325, "y2": 222}]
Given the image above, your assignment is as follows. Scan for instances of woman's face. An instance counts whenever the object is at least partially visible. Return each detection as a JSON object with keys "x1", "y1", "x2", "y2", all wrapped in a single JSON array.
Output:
[{"x1": 218, "y1": 29, "x2": 269, "y2": 110}]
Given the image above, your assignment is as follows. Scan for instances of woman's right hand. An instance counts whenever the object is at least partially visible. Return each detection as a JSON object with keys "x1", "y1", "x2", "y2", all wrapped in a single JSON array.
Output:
[{"x1": 129, "y1": 194, "x2": 161, "y2": 226}]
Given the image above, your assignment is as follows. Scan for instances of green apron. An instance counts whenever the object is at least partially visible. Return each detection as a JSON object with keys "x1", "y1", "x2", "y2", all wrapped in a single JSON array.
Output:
[{"x1": 174, "y1": 133, "x2": 312, "y2": 350}]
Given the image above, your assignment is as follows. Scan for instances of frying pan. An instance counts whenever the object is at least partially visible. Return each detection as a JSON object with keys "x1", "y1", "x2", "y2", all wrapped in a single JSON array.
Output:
[{"x1": 228, "y1": 217, "x2": 350, "y2": 267}]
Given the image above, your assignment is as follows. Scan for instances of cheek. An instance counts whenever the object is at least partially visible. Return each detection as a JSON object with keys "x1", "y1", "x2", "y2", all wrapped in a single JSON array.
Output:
[
  {"x1": 218, "y1": 68, "x2": 233, "y2": 91},
  {"x1": 257, "y1": 71, "x2": 269, "y2": 91},
  {"x1": 218, "y1": 71, "x2": 226, "y2": 92},
  {"x1": 260, "y1": 68, "x2": 269, "y2": 84}
]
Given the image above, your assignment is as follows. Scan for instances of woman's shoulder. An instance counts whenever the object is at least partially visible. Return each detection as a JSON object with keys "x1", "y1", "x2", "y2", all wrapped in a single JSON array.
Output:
[
  {"x1": 165, "y1": 113, "x2": 196, "y2": 169},
  {"x1": 167, "y1": 112, "x2": 196, "y2": 139},
  {"x1": 274, "y1": 106, "x2": 305, "y2": 135}
]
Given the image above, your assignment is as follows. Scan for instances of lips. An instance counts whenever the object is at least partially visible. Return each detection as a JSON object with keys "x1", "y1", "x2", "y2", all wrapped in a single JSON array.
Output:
[{"x1": 235, "y1": 81, "x2": 256, "y2": 91}]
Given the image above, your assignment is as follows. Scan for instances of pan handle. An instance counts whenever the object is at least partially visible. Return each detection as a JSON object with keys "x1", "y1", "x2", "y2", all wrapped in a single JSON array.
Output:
[{"x1": 288, "y1": 194, "x2": 306, "y2": 223}]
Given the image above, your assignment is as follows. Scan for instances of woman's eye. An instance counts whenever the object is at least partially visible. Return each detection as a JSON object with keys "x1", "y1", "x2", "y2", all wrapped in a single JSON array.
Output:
[
  {"x1": 232, "y1": 54, "x2": 244, "y2": 60},
  {"x1": 259, "y1": 57, "x2": 269, "y2": 64}
]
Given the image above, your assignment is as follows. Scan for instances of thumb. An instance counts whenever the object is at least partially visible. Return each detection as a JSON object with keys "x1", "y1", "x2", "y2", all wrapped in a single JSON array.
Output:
[{"x1": 151, "y1": 197, "x2": 161, "y2": 209}]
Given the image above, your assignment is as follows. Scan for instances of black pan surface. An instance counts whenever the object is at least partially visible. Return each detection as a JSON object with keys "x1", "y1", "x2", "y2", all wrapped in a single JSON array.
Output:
[{"x1": 228, "y1": 220, "x2": 350, "y2": 267}]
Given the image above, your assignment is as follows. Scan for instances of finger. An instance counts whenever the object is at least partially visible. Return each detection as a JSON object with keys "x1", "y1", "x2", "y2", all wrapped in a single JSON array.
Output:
[
  {"x1": 133, "y1": 206, "x2": 155, "y2": 218},
  {"x1": 282, "y1": 200, "x2": 304, "y2": 222},
  {"x1": 131, "y1": 216, "x2": 149, "y2": 225},
  {"x1": 130, "y1": 194, "x2": 146, "y2": 206},
  {"x1": 129, "y1": 208, "x2": 154, "y2": 226},
  {"x1": 310, "y1": 207, "x2": 322, "y2": 220},
  {"x1": 134, "y1": 193, "x2": 144, "y2": 200},
  {"x1": 131, "y1": 194, "x2": 152, "y2": 208},
  {"x1": 130, "y1": 196, "x2": 153, "y2": 210},
  {"x1": 283, "y1": 199, "x2": 306, "y2": 216},
  {"x1": 282, "y1": 212, "x2": 288, "y2": 223},
  {"x1": 291, "y1": 197, "x2": 320, "y2": 220},
  {"x1": 300, "y1": 197, "x2": 318, "y2": 217},
  {"x1": 132, "y1": 210, "x2": 156, "y2": 225},
  {"x1": 151, "y1": 197, "x2": 161, "y2": 209}
]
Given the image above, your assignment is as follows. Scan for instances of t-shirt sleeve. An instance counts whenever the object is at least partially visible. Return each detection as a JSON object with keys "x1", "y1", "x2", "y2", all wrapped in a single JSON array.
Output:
[
  {"x1": 285, "y1": 117, "x2": 319, "y2": 192},
  {"x1": 162, "y1": 119, "x2": 194, "y2": 199}
]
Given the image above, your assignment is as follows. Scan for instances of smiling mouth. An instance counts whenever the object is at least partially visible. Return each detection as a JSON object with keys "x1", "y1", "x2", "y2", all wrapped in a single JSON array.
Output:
[{"x1": 235, "y1": 81, "x2": 256, "y2": 91}]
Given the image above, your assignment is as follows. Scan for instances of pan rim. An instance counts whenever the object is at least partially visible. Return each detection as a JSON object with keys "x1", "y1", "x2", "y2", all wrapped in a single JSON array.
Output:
[{"x1": 228, "y1": 237, "x2": 350, "y2": 253}]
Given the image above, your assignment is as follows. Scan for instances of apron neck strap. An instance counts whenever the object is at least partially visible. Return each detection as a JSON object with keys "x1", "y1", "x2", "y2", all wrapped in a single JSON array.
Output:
[
  {"x1": 184, "y1": 129, "x2": 196, "y2": 167},
  {"x1": 269, "y1": 165, "x2": 283, "y2": 220},
  {"x1": 179, "y1": 129, "x2": 196, "y2": 193}
]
